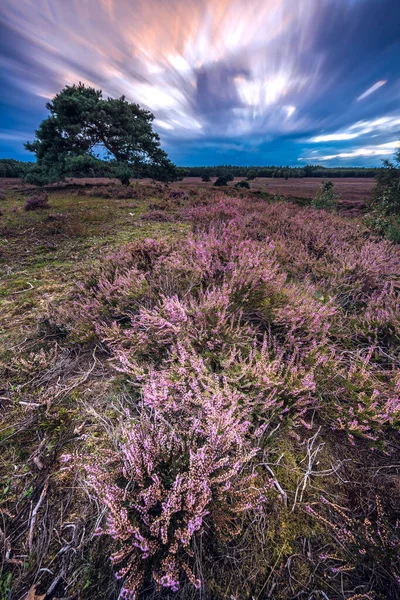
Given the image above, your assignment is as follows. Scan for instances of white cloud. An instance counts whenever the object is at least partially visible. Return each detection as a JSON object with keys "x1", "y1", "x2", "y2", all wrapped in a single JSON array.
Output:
[
  {"x1": 357, "y1": 80, "x2": 387, "y2": 101},
  {"x1": 310, "y1": 115, "x2": 400, "y2": 143},
  {"x1": 300, "y1": 140, "x2": 399, "y2": 161}
]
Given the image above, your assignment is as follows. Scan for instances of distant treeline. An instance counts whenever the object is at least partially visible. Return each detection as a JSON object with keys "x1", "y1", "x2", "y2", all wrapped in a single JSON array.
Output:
[
  {"x1": 0, "y1": 159, "x2": 32, "y2": 178},
  {"x1": 0, "y1": 158, "x2": 381, "y2": 179},
  {"x1": 182, "y1": 165, "x2": 381, "y2": 179}
]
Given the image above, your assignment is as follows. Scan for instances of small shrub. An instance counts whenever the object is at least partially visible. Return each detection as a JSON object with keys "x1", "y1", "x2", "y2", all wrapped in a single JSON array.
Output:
[
  {"x1": 214, "y1": 175, "x2": 233, "y2": 187},
  {"x1": 202, "y1": 174, "x2": 211, "y2": 182},
  {"x1": 168, "y1": 189, "x2": 186, "y2": 200},
  {"x1": 311, "y1": 181, "x2": 339, "y2": 211},
  {"x1": 24, "y1": 192, "x2": 49, "y2": 211},
  {"x1": 387, "y1": 218, "x2": 400, "y2": 243},
  {"x1": 141, "y1": 210, "x2": 175, "y2": 222},
  {"x1": 235, "y1": 180, "x2": 250, "y2": 189}
]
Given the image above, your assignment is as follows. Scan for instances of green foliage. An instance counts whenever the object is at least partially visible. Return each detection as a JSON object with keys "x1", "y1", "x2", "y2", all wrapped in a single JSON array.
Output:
[
  {"x1": 365, "y1": 144, "x2": 400, "y2": 243},
  {"x1": 185, "y1": 164, "x2": 380, "y2": 179},
  {"x1": 374, "y1": 148, "x2": 400, "y2": 216},
  {"x1": 311, "y1": 180, "x2": 339, "y2": 211},
  {"x1": 0, "y1": 572, "x2": 12, "y2": 600},
  {"x1": 0, "y1": 158, "x2": 31, "y2": 178},
  {"x1": 235, "y1": 179, "x2": 250, "y2": 189},
  {"x1": 214, "y1": 174, "x2": 234, "y2": 186},
  {"x1": 25, "y1": 82, "x2": 179, "y2": 185},
  {"x1": 202, "y1": 174, "x2": 211, "y2": 182}
]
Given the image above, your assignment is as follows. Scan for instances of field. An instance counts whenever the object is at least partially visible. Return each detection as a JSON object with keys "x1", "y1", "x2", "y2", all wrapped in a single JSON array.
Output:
[
  {"x1": 1, "y1": 179, "x2": 399, "y2": 600},
  {"x1": 0, "y1": 176, "x2": 376, "y2": 214}
]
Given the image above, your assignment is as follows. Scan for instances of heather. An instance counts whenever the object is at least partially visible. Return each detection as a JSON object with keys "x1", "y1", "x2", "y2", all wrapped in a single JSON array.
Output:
[{"x1": 1, "y1": 183, "x2": 400, "y2": 600}]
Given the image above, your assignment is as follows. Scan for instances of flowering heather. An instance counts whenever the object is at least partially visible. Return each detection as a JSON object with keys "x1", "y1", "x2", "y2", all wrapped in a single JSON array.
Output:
[
  {"x1": 84, "y1": 374, "x2": 267, "y2": 597},
  {"x1": 47, "y1": 190, "x2": 400, "y2": 598}
]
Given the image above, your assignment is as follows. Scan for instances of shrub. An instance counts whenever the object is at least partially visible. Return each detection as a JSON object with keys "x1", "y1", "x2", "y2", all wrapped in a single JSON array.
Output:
[
  {"x1": 235, "y1": 180, "x2": 250, "y2": 189},
  {"x1": 214, "y1": 175, "x2": 233, "y2": 187},
  {"x1": 201, "y1": 174, "x2": 211, "y2": 182},
  {"x1": 81, "y1": 350, "x2": 267, "y2": 598},
  {"x1": 24, "y1": 192, "x2": 49, "y2": 211},
  {"x1": 387, "y1": 218, "x2": 400, "y2": 243},
  {"x1": 311, "y1": 180, "x2": 339, "y2": 211},
  {"x1": 140, "y1": 210, "x2": 175, "y2": 222}
]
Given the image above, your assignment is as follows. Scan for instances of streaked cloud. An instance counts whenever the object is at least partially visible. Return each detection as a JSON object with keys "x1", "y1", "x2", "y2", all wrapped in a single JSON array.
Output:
[
  {"x1": 357, "y1": 80, "x2": 387, "y2": 101},
  {"x1": 0, "y1": 0, "x2": 399, "y2": 165},
  {"x1": 300, "y1": 141, "x2": 400, "y2": 162},
  {"x1": 310, "y1": 116, "x2": 400, "y2": 143}
]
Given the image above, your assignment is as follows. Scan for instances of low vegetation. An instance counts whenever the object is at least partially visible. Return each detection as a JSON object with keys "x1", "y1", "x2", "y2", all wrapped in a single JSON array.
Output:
[{"x1": 0, "y1": 177, "x2": 399, "y2": 600}]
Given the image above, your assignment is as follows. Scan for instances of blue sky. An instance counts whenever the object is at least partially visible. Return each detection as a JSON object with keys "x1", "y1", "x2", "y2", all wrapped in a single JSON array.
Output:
[{"x1": 0, "y1": 0, "x2": 399, "y2": 166}]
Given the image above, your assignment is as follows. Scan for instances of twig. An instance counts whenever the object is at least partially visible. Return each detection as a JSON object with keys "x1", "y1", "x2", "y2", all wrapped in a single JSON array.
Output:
[
  {"x1": 292, "y1": 427, "x2": 323, "y2": 512},
  {"x1": 28, "y1": 478, "x2": 49, "y2": 552},
  {"x1": 11, "y1": 282, "x2": 34, "y2": 295},
  {"x1": 261, "y1": 463, "x2": 288, "y2": 507}
]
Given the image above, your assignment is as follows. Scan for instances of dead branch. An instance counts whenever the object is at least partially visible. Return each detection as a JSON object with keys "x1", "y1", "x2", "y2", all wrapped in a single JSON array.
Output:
[{"x1": 28, "y1": 478, "x2": 49, "y2": 553}]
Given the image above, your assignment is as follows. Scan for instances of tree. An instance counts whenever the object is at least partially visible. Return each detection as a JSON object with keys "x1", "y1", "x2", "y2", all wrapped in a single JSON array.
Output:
[{"x1": 25, "y1": 83, "x2": 179, "y2": 185}]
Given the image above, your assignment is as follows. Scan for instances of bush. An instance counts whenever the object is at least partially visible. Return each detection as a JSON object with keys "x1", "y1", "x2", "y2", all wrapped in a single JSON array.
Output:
[
  {"x1": 201, "y1": 174, "x2": 211, "y2": 182},
  {"x1": 235, "y1": 180, "x2": 250, "y2": 189},
  {"x1": 24, "y1": 192, "x2": 49, "y2": 211},
  {"x1": 214, "y1": 175, "x2": 234, "y2": 187},
  {"x1": 311, "y1": 181, "x2": 339, "y2": 211},
  {"x1": 387, "y1": 218, "x2": 400, "y2": 243},
  {"x1": 374, "y1": 153, "x2": 400, "y2": 216}
]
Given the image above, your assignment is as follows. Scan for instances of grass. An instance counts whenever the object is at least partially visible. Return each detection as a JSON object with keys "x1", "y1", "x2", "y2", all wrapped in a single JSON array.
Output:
[{"x1": 0, "y1": 181, "x2": 399, "y2": 600}]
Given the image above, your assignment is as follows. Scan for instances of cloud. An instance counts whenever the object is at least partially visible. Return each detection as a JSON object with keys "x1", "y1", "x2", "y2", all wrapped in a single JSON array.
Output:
[
  {"x1": 357, "y1": 80, "x2": 387, "y2": 101},
  {"x1": 310, "y1": 116, "x2": 400, "y2": 143},
  {"x1": 0, "y1": 0, "x2": 400, "y2": 164},
  {"x1": 300, "y1": 141, "x2": 400, "y2": 162}
]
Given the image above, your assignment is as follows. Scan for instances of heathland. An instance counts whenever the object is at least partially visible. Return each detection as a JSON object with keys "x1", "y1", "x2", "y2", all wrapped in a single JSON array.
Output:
[{"x1": 0, "y1": 177, "x2": 399, "y2": 600}]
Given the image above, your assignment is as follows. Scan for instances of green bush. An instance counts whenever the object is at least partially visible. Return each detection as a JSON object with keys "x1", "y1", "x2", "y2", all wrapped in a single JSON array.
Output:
[
  {"x1": 214, "y1": 174, "x2": 234, "y2": 187},
  {"x1": 311, "y1": 180, "x2": 339, "y2": 211},
  {"x1": 365, "y1": 145, "x2": 400, "y2": 242},
  {"x1": 235, "y1": 180, "x2": 250, "y2": 189}
]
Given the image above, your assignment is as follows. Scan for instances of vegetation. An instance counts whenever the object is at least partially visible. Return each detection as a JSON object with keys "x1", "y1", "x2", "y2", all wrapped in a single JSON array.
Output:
[
  {"x1": 24, "y1": 192, "x2": 50, "y2": 211},
  {"x1": 1, "y1": 177, "x2": 399, "y2": 599},
  {"x1": 235, "y1": 179, "x2": 250, "y2": 189},
  {"x1": 365, "y1": 148, "x2": 400, "y2": 243},
  {"x1": 185, "y1": 164, "x2": 381, "y2": 179},
  {"x1": 24, "y1": 83, "x2": 180, "y2": 185},
  {"x1": 311, "y1": 180, "x2": 339, "y2": 211},
  {"x1": 1, "y1": 160, "x2": 382, "y2": 182},
  {"x1": 214, "y1": 174, "x2": 234, "y2": 186},
  {"x1": 0, "y1": 159, "x2": 31, "y2": 178}
]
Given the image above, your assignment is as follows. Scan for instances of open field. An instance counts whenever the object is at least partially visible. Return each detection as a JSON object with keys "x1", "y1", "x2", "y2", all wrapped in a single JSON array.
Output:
[
  {"x1": 0, "y1": 176, "x2": 375, "y2": 214},
  {"x1": 1, "y1": 181, "x2": 400, "y2": 600}
]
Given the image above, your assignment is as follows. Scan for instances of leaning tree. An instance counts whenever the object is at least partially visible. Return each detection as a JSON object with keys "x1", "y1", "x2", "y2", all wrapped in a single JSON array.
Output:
[{"x1": 25, "y1": 83, "x2": 179, "y2": 184}]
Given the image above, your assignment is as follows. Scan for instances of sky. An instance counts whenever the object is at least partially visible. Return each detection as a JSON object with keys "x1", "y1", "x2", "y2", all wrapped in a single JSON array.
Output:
[{"x1": 0, "y1": 0, "x2": 399, "y2": 167}]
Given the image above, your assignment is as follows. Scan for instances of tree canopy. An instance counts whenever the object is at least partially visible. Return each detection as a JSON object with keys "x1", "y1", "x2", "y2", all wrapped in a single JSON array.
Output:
[{"x1": 25, "y1": 83, "x2": 179, "y2": 184}]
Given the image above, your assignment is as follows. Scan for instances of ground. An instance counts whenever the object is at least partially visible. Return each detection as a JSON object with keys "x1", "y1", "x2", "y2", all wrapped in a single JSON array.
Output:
[{"x1": 0, "y1": 178, "x2": 399, "y2": 600}]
